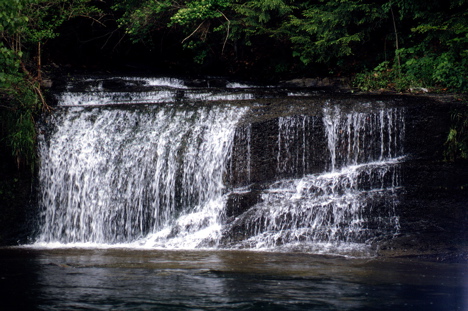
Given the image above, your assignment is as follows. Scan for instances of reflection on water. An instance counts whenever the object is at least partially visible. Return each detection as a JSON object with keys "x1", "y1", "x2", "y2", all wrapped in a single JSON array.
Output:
[{"x1": 0, "y1": 248, "x2": 466, "y2": 310}]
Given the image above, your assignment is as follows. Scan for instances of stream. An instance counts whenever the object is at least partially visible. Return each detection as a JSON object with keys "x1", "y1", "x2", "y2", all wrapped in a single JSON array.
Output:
[{"x1": 1, "y1": 247, "x2": 466, "y2": 310}]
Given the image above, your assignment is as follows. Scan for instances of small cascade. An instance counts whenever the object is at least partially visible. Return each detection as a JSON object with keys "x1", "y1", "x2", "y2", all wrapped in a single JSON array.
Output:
[
  {"x1": 55, "y1": 76, "x2": 265, "y2": 107},
  {"x1": 228, "y1": 124, "x2": 253, "y2": 186},
  {"x1": 222, "y1": 105, "x2": 405, "y2": 253},
  {"x1": 224, "y1": 160, "x2": 402, "y2": 253},
  {"x1": 277, "y1": 115, "x2": 315, "y2": 177},
  {"x1": 323, "y1": 104, "x2": 405, "y2": 171},
  {"x1": 54, "y1": 76, "x2": 324, "y2": 107}
]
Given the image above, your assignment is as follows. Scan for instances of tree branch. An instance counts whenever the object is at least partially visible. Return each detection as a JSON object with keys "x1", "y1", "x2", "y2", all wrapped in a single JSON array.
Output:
[
  {"x1": 217, "y1": 10, "x2": 230, "y2": 55},
  {"x1": 182, "y1": 20, "x2": 206, "y2": 44},
  {"x1": 390, "y1": 7, "x2": 401, "y2": 78}
]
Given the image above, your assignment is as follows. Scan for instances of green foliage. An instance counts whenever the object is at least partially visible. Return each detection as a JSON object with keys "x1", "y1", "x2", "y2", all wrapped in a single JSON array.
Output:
[
  {"x1": 352, "y1": 0, "x2": 467, "y2": 93},
  {"x1": 170, "y1": 0, "x2": 230, "y2": 26},
  {"x1": 397, "y1": 2, "x2": 468, "y2": 92},
  {"x1": 4, "y1": 107, "x2": 37, "y2": 169},
  {"x1": 354, "y1": 62, "x2": 395, "y2": 92},
  {"x1": 0, "y1": 69, "x2": 41, "y2": 169},
  {"x1": 0, "y1": 0, "x2": 100, "y2": 170},
  {"x1": 111, "y1": 0, "x2": 468, "y2": 90},
  {"x1": 233, "y1": 0, "x2": 293, "y2": 30},
  {"x1": 287, "y1": 0, "x2": 384, "y2": 65},
  {"x1": 113, "y1": 0, "x2": 175, "y2": 42},
  {"x1": 113, "y1": 0, "x2": 296, "y2": 63},
  {"x1": 444, "y1": 105, "x2": 468, "y2": 161},
  {"x1": 25, "y1": 0, "x2": 101, "y2": 43},
  {"x1": 1, "y1": 1, "x2": 35, "y2": 169},
  {"x1": 114, "y1": 0, "x2": 231, "y2": 64}
]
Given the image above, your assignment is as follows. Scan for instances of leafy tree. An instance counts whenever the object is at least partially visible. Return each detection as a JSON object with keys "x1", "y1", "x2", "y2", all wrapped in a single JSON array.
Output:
[
  {"x1": 113, "y1": 0, "x2": 300, "y2": 74},
  {"x1": 399, "y1": 0, "x2": 468, "y2": 92},
  {"x1": 113, "y1": 0, "x2": 234, "y2": 64},
  {"x1": 0, "y1": 0, "x2": 101, "y2": 170},
  {"x1": 286, "y1": 0, "x2": 386, "y2": 66},
  {"x1": 1, "y1": 0, "x2": 41, "y2": 169},
  {"x1": 354, "y1": 0, "x2": 468, "y2": 92}
]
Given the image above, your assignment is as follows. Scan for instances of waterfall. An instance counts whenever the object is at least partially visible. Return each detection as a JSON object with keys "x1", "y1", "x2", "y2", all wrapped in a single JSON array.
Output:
[
  {"x1": 37, "y1": 104, "x2": 247, "y2": 245},
  {"x1": 35, "y1": 76, "x2": 406, "y2": 254}
]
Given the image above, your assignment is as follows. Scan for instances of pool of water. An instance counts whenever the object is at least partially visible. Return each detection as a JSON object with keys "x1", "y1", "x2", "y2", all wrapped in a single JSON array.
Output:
[{"x1": 0, "y1": 248, "x2": 466, "y2": 310}]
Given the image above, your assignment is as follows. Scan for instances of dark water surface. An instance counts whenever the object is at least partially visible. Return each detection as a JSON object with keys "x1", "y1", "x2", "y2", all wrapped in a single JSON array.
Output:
[{"x1": 0, "y1": 248, "x2": 466, "y2": 310}]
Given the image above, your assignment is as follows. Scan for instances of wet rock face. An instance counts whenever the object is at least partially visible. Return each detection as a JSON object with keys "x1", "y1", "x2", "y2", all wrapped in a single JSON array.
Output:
[
  {"x1": 402, "y1": 98, "x2": 455, "y2": 161},
  {"x1": 279, "y1": 77, "x2": 351, "y2": 91},
  {"x1": 385, "y1": 161, "x2": 468, "y2": 254},
  {"x1": 225, "y1": 191, "x2": 263, "y2": 219},
  {"x1": 227, "y1": 104, "x2": 331, "y2": 188},
  {"x1": 391, "y1": 99, "x2": 467, "y2": 255}
]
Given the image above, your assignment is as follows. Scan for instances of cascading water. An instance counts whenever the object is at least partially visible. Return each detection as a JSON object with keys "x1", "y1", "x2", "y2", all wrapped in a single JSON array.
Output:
[
  {"x1": 35, "y1": 76, "x2": 405, "y2": 254},
  {"x1": 322, "y1": 105, "x2": 405, "y2": 171},
  {"x1": 222, "y1": 104, "x2": 405, "y2": 254},
  {"x1": 277, "y1": 116, "x2": 313, "y2": 176},
  {"x1": 37, "y1": 102, "x2": 247, "y2": 246}
]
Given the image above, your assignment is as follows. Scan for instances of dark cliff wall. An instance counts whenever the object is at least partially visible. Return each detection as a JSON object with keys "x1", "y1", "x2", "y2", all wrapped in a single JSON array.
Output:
[{"x1": 392, "y1": 97, "x2": 467, "y2": 256}]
